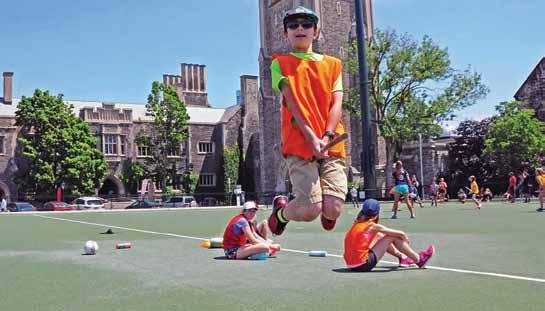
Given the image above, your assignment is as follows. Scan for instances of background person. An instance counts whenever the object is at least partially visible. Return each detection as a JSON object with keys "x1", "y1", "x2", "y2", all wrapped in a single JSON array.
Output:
[
  {"x1": 223, "y1": 201, "x2": 280, "y2": 260},
  {"x1": 343, "y1": 199, "x2": 435, "y2": 272}
]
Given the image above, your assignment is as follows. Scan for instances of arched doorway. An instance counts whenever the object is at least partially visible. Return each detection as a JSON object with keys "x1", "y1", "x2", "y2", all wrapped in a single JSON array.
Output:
[{"x1": 98, "y1": 176, "x2": 125, "y2": 196}]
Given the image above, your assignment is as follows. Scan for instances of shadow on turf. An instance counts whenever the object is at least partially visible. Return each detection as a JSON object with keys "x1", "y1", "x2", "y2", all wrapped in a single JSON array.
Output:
[
  {"x1": 214, "y1": 256, "x2": 230, "y2": 260},
  {"x1": 332, "y1": 266, "x2": 410, "y2": 273}
]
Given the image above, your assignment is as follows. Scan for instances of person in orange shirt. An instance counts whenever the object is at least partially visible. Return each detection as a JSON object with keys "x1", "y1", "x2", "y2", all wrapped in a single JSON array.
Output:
[
  {"x1": 268, "y1": 6, "x2": 347, "y2": 235},
  {"x1": 223, "y1": 201, "x2": 281, "y2": 260},
  {"x1": 468, "y1": 175, "x2": 482, "y2": 209},
  {"x1": 438, "y1": 178, "x2": 448, "y2": 203},
  {"x1": 536, "y1": 168, "x2": 545, "y2": 212},
  {"x1": 343, "y1": 199, "x2": 435, "y2": 272}
]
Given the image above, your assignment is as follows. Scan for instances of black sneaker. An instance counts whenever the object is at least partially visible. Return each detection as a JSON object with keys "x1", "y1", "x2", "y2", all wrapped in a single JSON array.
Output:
[{"x1": 268, "y1": 196, "x2": 289, "y2": 235}]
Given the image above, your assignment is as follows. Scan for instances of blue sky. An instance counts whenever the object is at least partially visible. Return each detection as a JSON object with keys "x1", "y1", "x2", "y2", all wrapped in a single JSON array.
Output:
[{"x1": 1, "y1": 0, "x2": 544, "y2": 124}]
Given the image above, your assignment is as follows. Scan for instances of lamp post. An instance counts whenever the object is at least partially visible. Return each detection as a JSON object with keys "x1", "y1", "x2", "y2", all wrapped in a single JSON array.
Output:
[
  {"x1": 418, "y1": 133, "x2": 424, "y2": 198},
  {"x1": 354, "y1": 0, "x2": 376, "y2": 198}
]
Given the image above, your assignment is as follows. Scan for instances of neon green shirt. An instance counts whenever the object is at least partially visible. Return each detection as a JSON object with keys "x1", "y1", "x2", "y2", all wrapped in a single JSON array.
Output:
[{"x1": 271, "y1": 52, "x2": 343, "y2": 92}]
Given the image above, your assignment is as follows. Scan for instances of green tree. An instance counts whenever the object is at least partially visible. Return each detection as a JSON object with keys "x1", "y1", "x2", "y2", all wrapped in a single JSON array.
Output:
[
  {"x1": 120, "y1": 160, "x2": 147, "y2": 194},
  {"x1": 448, "y1": 119, "x2": 497, "y2": 191},
  {"x1": 484, "y1": 101, "x2": 545, "y2": 176},
  {"x1": 345, "y1": 29, "x2": 488, "y2": 185},
  {"x1": 223, "y1": 144, "x2": 240, "y2": 201},
  {"x1": 15, "y1": 89, "x2": 107, "y2": 196},
  {"x1": 136, "y1": 82, "x2": 190, "y2": 192}
]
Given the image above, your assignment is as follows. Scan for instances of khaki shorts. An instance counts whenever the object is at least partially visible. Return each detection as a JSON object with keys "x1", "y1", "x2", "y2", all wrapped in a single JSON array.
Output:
[{"x1": 286, "y1": 156, "x2": 348, "y2": 205}]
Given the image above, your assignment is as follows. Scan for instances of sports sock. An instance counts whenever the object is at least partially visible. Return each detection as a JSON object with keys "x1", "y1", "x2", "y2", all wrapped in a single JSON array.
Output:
[{"x1": 277, "y1": 208, "x2": 288, "y2": 223}]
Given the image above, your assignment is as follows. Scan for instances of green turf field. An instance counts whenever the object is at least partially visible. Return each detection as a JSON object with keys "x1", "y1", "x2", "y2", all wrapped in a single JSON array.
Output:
[{"x1": 0, "y1": 201, "x2": 544, "y2": 311}]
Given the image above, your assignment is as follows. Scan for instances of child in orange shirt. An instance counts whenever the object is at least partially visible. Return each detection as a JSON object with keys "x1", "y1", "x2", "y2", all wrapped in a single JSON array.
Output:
[
  {"x1": 268, "y1": 6, "x2": 347, "y2": 235},
  {"x1": 536, "y1": 168, "x2": 545, "y2": 212},
  {"x1": 343, "y1": 199, "x2": 435, "y2": 272},
  {"x1": 468, "y1": 175, "x2": 482, "y2": 209}
]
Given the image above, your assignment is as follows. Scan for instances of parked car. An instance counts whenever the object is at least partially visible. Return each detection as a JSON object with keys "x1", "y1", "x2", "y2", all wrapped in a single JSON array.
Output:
[
  {"x1": 125, "y1": 199, "x2": 162, "y2": 209},
  {"x1": 162, "y1": 196, "x2": 197, "y2": 208},
  {"x1": 71, "y1": 197, "x2": 105, "y2": 210},
  {"x1": 7, "y1": 202, "x2": 36, "y2": 212},
  {"x1": 40, "y1": 201, "x2": 74, "y2": 211}
]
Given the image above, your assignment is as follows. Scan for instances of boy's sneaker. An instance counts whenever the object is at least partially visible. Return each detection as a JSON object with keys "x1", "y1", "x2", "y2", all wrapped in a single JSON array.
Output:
[
  {"x1": 391, "y1": 214, "x2": 397, "y2": 219},
  {"x1": 416, "y1": 245, "x2": 435, "y2": 268},
  {"x1": 537, "y1": 208, "x2": 544, "y2": 212},
  {"x1": 320, "y1": 214, "x2": 336, "y2": 231},
  {"x1": 398, "y1": 256, "x2": 416, "y2": 267},
  {"x1": 268, "y1": 196, "x2": 289, "y2": 235}
]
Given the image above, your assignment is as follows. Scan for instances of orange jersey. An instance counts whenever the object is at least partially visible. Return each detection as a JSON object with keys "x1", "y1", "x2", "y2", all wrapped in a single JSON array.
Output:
[
  {"x1": 272, "y1": 54, "x2": 345, "y2": 160},
  {"x1": 343, "y1": 219, "x2": 378, "y2": 268},
  {"x1": 470, "y1": 181, "x2": 479, "y2": 194},
  {"x1": 537, "y1": 174, "x2": 545, "y2": 188}
]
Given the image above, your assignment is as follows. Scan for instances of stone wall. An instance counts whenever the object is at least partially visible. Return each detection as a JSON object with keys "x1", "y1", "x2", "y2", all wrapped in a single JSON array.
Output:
[
  {"x1": 0, "y1": 116, "x2": 18, "y2": 200},
  {"x1": 515, "y1": 57, "x2": 545, "y2": 121}
]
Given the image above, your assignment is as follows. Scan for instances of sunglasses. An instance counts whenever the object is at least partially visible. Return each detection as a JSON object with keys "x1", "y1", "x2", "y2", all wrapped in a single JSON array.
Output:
[{"x1": 286, "y1": 21, "x2": 315, "y2": 30}]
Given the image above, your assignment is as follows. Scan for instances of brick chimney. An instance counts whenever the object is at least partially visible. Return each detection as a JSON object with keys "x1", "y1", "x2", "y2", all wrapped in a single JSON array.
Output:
[
  {"x1": 162, "y1": 64, "x2": 209, "y2": 107},
  {"x1": 3, "y1": 72, "x2": 13, "y2": 104}
]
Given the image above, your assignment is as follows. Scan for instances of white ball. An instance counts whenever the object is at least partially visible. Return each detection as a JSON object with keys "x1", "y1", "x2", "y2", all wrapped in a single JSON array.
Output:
[{"x1": 84, "y1": 240, "x2": 99, "y2": 255}]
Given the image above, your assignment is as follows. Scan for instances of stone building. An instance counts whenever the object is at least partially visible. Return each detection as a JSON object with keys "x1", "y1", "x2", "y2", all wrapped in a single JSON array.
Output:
[
  {"x1": 255, "y1": 0, "x2": 387, "y2": 199},
  {"x1": 0, "y1": 66, "x2": 257, "y2": 205},
  {"x1": 514, "y1": 57, "x2": 545, "y2": 121}
]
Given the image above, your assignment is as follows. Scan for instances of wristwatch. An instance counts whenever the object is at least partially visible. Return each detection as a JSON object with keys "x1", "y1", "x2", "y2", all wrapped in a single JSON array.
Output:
[{"x1": 323, "y1": 130, "x2": 335, "y2": 139}]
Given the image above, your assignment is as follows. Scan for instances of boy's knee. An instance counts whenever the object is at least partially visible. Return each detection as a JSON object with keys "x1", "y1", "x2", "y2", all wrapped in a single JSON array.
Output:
[
  {"x1": 322, "y1": 195, "x2": 344, "y2": 219},
  {"x1": 300, "y1": 203, "x2": 322, "y2": 221}
]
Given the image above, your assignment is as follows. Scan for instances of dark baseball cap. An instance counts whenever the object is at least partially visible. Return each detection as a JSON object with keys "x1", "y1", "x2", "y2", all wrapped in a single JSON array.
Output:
[
  {"x1": 283, "y1": 6, "x2": 319, "y2": 25},
  {"x1": 360, "y1": 199, "x2": 380, "y2": 217}
]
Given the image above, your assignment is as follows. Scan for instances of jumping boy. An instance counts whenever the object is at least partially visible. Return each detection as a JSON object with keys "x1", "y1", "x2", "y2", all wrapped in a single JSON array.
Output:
[
  {"x1": 343, "y1": 199, "x2": 435, "y2": 272},
  {"x1": 268, "y1": 6, "x2": 348, "y2": 235}
]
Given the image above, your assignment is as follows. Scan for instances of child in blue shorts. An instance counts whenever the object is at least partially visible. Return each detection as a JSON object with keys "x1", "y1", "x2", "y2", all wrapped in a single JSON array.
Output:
[{"x1": 391, "y1": 161, "x2": 415, "y2": 219}]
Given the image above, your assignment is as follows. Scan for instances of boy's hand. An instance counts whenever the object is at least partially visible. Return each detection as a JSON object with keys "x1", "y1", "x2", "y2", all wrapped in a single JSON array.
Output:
[{"x1": 311, "y1": 137, "x2": 329, "y2": 159}]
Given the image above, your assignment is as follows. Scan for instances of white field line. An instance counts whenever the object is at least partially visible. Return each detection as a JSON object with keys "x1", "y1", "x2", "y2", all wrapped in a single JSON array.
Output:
[{"x1": 34, "y1": 214, "x2": 545, "y2": 284}]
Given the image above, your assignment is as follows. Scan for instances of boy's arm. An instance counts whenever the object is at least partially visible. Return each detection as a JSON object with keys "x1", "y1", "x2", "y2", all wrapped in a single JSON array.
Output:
[
  {"x1": 280, "y1": 81, "x2": 327, "y2": 159},
  {"x1": 369, "y1": 224, "x2": 410, "y2": 242},
  {"x1": 324, "y1": 91, "x2": 343, "y2": 143}
]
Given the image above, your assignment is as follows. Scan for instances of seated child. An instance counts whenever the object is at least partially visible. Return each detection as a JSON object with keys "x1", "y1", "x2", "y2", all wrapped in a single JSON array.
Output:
[
  {"x1": 343, "y1": 199, "x2": 435, "y2": 272},
  {"x1": 223, "y1": 201, "x2": 281, "y2": 259},
  {"x1": 457, "y1": 188, "x2": 467, "y2": 203},
  {"x1": 482, "y1": 187, "x2": 493, "y2": 202}
]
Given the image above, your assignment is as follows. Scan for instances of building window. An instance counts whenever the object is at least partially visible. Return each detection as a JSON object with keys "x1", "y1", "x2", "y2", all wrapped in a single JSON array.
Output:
[
  {"x1": 0, "y1": 136, "x2": 4, "y2": 155},
  {"x1": 339, "y1": 46, "x2": 344, "y2": 58},
  {"x1": 198, "y1": 174, "x2": 216, "y2": 187},
  {"x1": 103, "y1": 134, "x2": 118, "y2": 155},
  {"x1": 198, "y1": 142, "x2": 214, "y2": 154},
  {"x1": 167, "y1": 144, "x2": 182, "y2": 157},
  {"x1": 336, "y1": 1, "x2": 342, "y2": 15},
  {"x1": 120, "y1": 136, "x2": 126, "y2": 155},
  {"x1": 137, "y1": 144, "x2": 151, "y2": 157}
]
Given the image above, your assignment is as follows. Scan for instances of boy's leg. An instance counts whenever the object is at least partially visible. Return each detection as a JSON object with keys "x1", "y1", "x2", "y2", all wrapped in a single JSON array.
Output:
[
  {"x1": 319, "y1": 157, "x2": 348, "y2": 230},
  {"x1": 268, "y1": 156, "x2": 322, "y2": 235},
  {"x1": 235, "y1": 243, "x2": 270, "y2": 259}
]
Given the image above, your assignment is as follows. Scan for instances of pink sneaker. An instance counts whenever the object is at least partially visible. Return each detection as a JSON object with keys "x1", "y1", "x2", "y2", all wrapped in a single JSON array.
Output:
[
  {"x1": 416, "y1": 245, "x2": 435, "y2": 268},
  {"x1": 398, "y1": 256, "x2": 416, "y2": 267},
  {"x1": 269, "y1": 248, "x2": 278, "y2": 258}
]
